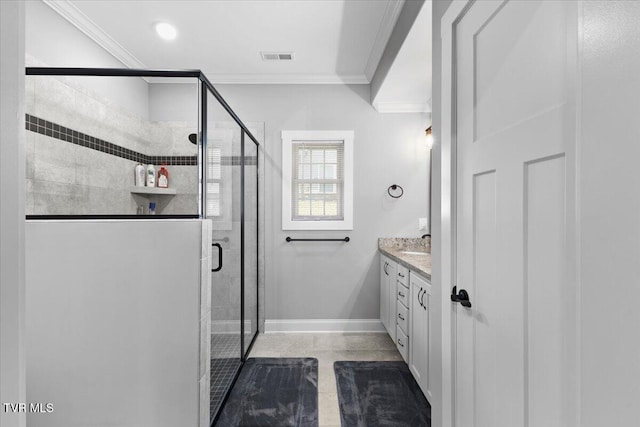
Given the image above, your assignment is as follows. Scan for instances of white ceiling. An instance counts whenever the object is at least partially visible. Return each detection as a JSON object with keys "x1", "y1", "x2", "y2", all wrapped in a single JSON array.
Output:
[
  {"x1": 373, "y1": 1, "x2": 432, "y2": 113},
  {"x1": 46, "y1": 0, "x2": 406, "y2": 84}
]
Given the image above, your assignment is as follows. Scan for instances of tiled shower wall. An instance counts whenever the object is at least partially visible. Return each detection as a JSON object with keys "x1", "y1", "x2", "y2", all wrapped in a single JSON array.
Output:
[{"x1": 25, "y1": 74, "x2": 199, "y2": 215}]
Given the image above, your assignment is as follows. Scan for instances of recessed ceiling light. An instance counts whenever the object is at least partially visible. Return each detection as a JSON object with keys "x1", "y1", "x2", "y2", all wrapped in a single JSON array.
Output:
[{"x1": 155, "y1": 22, "x2": 177, "y2": 41}]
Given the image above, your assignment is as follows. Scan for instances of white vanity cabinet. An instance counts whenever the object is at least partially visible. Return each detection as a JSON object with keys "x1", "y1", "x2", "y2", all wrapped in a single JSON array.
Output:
[
  {"x1": 380, "y1": 255, "x2": 397, "y2": 340},
  {"x1": 409, "y1": 272, "x2": 432, "y2": 399},
  {"x1": 380, "y1": 249, "x2": 432, "y2": 399}
]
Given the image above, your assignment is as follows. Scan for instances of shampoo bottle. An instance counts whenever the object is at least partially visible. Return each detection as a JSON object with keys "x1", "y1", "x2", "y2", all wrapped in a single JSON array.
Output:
[
  {"x1": 146, "y1": 164, "x2": 156, "y2": 187},
  {"x1": 158, "y1": 165, "x2": 169, "y2": 188},
  {"x1": 135, "y1": 164, "x2": 145, "y2": 187}
]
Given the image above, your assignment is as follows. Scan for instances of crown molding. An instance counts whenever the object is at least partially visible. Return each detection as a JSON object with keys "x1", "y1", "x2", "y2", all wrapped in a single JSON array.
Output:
[
  {"x1": 149, "y1": 73, "x2": 370, "y2": 85},
  {"x1": 364, "y1": 0, "x2": 405, "y2": 82},
  {"x1": 373, "y1": 101, "x2": 431, "y2": 113},
  {"x1": 42, "y1": 0, "x2": 147, "y2": 70}
]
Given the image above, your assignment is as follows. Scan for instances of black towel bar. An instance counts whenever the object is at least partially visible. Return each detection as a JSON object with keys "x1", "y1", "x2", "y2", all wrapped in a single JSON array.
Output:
[{"x1": 286, "y1": 237, "x2": 350, "y2": 242}]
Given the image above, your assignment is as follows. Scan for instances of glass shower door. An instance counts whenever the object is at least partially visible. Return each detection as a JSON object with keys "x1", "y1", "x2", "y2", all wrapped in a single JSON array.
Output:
[
  {"x1": 203, "y1": 87, "x2": 260, "y2": 424},
  {"x1": 204, "y1": 88, "x2": 243, "y2": 420}
]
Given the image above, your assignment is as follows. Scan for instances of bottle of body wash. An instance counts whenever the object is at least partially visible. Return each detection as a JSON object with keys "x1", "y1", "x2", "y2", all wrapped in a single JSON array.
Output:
[
  {"x1": 146, "y1": 164, "x2": 156, "y2": 187},
  {"x1": 158, "y1": 165, "x2": 169, "y2": 188},
  {"x1": 135, "y1": 164, "x2": 145, "y2": 187}
]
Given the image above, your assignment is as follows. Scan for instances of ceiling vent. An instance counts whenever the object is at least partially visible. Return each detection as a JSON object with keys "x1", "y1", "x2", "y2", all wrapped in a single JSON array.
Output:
[{"x1": 261, "y1": 52, "x2": 294, "y2": 61}]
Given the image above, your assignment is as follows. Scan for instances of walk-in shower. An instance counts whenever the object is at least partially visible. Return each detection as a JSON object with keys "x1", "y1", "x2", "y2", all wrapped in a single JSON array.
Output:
[{"x1": 25, "y1": 67, "x2": 260, "y2": 426}]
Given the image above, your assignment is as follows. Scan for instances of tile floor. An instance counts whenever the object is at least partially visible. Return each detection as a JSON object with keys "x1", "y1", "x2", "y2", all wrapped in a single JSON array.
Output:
[{"x1": 248, "y1": 332, "x2": 402, "y2": 427}]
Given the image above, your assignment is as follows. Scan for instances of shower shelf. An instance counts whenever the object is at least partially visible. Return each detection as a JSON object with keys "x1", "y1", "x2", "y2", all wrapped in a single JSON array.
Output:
[{"x1": 130, "y1": 187, "x2": 177, "y2": 196}]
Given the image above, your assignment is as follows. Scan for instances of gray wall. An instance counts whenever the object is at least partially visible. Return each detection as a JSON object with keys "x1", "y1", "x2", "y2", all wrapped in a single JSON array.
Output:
[
  {"x1": 149, "y1": 83, "x2": 199, "y2": 122},
  {"x1": 25, "y1": 0, "x2": 149, "y2": 118},
  {"x1": 0, "y1": 2, "x2": 26, "y2": 427},
  {"x1": 215, "y1": 84, "x2": 429, "y2": 321},
  {"x1": 26, "y1": 220, "x2": 208, "y2": 427},
  {"x1": 580, "y1": 1, "x2": 640, "y2": 424}
]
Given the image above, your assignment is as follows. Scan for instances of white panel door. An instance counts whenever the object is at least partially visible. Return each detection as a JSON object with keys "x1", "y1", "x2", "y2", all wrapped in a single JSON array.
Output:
[{"x1": 454, "y1": 1, "x2": 578, "y2": 427}]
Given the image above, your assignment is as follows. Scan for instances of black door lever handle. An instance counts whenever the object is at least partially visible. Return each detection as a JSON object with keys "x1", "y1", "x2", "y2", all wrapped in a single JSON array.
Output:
[{"x1": 451, "y1": 286, "x2": 472, "y2": 308}]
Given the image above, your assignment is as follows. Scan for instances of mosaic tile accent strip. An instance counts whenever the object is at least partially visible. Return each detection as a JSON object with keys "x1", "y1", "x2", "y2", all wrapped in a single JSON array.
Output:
[
  {"x1": 25, "y1": 114, "x2": 258, "y2": 167},
  {"x1": 25, "y1": 113, "x2": 197, "y2": 166},
  {"x1": 228, "y1": 156, "x2": 257, "y2": 166}
]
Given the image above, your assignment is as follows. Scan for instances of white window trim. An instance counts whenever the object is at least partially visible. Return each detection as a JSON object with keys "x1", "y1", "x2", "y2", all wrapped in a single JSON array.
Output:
[{"x1": 282, "y1": 130, "x2": 354, "y2": 230}]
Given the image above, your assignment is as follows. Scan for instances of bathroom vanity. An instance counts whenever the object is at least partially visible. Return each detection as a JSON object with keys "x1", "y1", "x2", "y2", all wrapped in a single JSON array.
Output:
[{"x1": 379, "y1": 238, "x2": 432, "y2": 400}]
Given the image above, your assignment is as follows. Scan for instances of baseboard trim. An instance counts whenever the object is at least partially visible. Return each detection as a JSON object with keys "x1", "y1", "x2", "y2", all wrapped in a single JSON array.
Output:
[
  {"x1": 211, "y1": 319, "x2": 253, "y2": 334},
  {"x1": 264, "y1": 319, "x2": 385, "y2": 333}
]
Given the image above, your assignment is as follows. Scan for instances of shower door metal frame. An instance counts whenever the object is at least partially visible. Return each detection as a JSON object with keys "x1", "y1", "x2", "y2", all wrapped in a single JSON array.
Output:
[
  {"x1": 198, "y1": 74, "x2": 261, "y2": 426},
  {"x1": 25, "y1": 67, "x2": 261, "y2": 426}
]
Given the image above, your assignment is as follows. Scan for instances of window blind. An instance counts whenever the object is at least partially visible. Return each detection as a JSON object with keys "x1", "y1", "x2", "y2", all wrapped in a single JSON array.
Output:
[
  {"x1": 291, "y1": 141, "x2": 344, "y2": 221},
  {"x1": 207, "y1": 146, "x2": 222, "y2": 217}
]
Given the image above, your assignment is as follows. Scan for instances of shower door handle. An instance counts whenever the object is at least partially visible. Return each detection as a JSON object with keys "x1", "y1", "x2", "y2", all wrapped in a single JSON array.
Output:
[{"x1": 212, "y1": 243, "x2": 223, "y2": 272}]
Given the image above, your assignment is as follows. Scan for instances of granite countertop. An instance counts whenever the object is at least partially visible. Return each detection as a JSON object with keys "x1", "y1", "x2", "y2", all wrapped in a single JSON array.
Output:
[{"x1": 378, "y1": 237, "x2": 432, "y2": 281}]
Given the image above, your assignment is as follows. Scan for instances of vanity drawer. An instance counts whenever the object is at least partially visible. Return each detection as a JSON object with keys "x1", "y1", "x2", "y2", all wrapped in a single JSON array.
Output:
[
  {"x1": 397, "y1": 300, "x2": 409, "y2": 335},
  {"x1": 396, "y1": 325, "x2": 409, "y2": 363},
  {"x1": 397, "y1": 264, "x2": 409, "y2": 286},
  {"x1": 397, "y1": 282, "x2": 410, "y2": 308}
]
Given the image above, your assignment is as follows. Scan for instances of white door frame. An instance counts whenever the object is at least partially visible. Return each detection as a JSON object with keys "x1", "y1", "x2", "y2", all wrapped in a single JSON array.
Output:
[{"x1": 438, "y1": 2, "x2": 476, "y2": 427}]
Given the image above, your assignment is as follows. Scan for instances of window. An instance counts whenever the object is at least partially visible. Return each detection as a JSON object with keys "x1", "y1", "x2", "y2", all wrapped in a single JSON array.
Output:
[
  {"x1": 207, "y1": 130, "x2": 233, "y2": 230},
  {"x1": 282, "y1": 130, "x2": 353, "y2": 230},
  {"x1": 207, "y1": 146, "x2": 222, "y2": 217}
]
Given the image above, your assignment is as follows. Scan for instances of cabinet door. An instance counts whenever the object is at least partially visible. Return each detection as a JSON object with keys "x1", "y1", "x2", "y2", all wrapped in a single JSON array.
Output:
[
  {"x1": 409, "y1": 272, "x2": 432, "y2": 399},
  {"x1": 380, "y1": 256, "x2": 390, "y2": 332}
]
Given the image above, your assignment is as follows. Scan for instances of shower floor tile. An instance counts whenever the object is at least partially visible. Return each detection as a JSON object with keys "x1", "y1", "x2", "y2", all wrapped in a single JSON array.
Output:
[
  {"x1": 210, "y1": 332, "x2": 259, "y2": 421},
  {"x1": 211, "y1": 333, "x2": 241, "y2": 359},
  {"x1": 210, "y1": 357, "x2": 241, "y2": 419},
  {"x1": 210, "y1": 334, "x2": 242, "y2": 419}
]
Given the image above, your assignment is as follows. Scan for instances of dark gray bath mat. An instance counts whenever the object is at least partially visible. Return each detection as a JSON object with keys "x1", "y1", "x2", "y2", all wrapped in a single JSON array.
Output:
[
  {"x1": 215, "y1": 357, "x2": 318, "y2": 427},
  {"x1": 334, "y1": 361, "x2": 431, "y2": 427}
]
